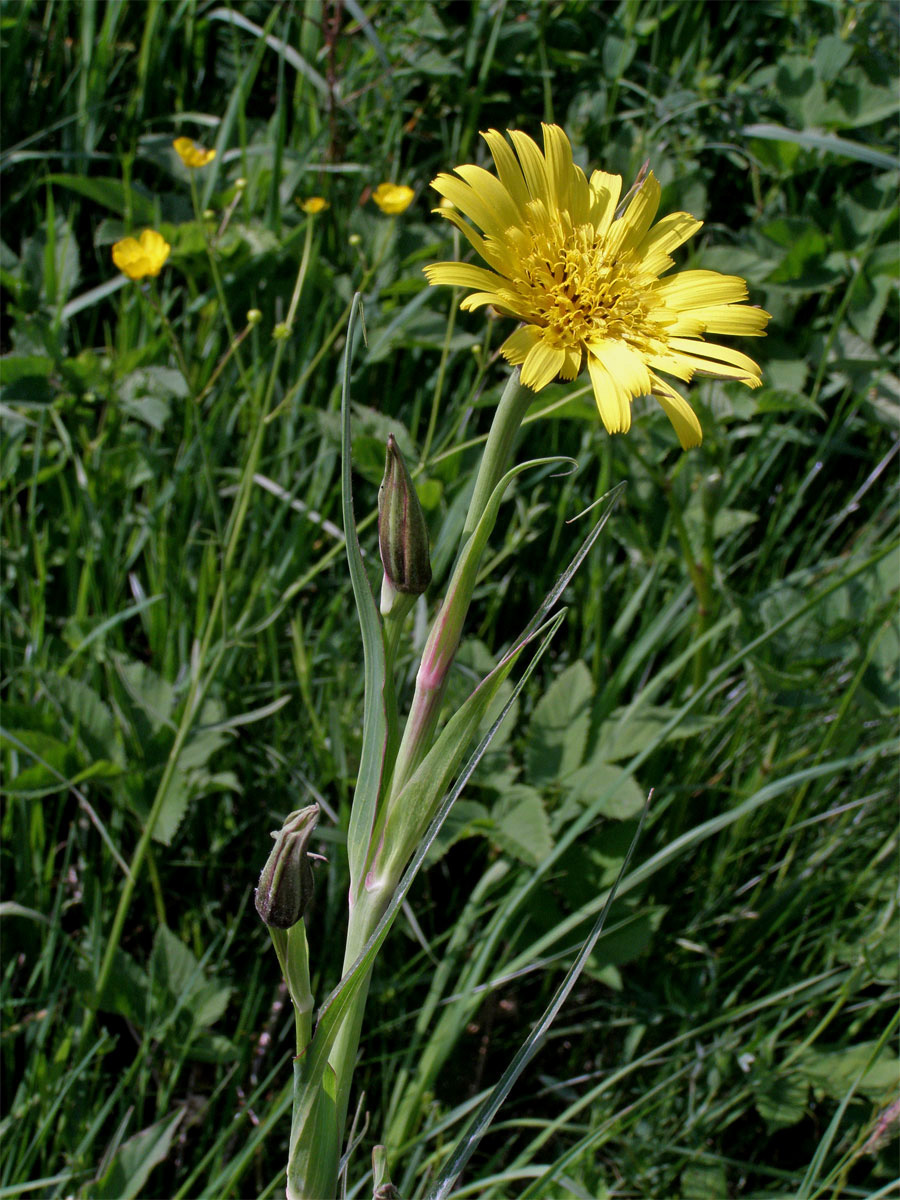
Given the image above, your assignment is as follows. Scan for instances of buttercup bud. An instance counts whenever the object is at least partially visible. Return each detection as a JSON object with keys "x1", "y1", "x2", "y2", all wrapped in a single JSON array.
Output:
[
  {"x1": 378, "y1": 435, "x2": 432, "y2": 612},
  {"x1": 255, "y1": 804, "x2": 319, "y2": 929}
]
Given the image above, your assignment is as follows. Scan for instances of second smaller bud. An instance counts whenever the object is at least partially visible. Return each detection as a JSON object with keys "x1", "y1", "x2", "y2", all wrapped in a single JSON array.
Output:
[{"x1": 378, "y1": 434, "x2": 432, "y2": 615}]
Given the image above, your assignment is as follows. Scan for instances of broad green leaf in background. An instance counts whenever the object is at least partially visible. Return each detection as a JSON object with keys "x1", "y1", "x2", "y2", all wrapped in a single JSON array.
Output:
[
  {"x1": 743, "y1": 123, "x2": 900, "y2": 170},
  {"x1": 797, "y1": 1041, "x2": 900, "y2": 1103},
  {"x1": 526, "y1": 659, "x2": 593, "y2": 785},
  {"x1": 84, "y1": 1109, "x2": 184, "y2": 1200},
  {"x1": 753, "y1": 1067, "x2": 810, "y2": 1129}
]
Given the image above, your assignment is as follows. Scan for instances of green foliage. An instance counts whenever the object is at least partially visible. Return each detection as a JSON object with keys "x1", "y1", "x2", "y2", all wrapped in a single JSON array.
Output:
[
  {"x1": 84, "y1": 1108, "x2": 185, "y2": 1200},
  {"x1": 2, "y1": 1, "x2": 897, "y2": 1198}
]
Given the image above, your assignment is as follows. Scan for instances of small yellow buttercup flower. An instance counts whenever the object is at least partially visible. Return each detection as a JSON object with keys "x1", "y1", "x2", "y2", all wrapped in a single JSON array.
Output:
[
  {"x1": 111, "y1": 229, "x2": 171, "y2": 280},
  {"x1": 372, "y1": 183, "x2": 415, "y2": 215},
  {"x1": 425, "y1": 124, "x2": 770, "y2": 449},
  {"x1": 173, "y1": 136, "x2": 216, "y2": 168},
  {"x1": 299, "y1": 197, "x2": 329, "y2": 214}
]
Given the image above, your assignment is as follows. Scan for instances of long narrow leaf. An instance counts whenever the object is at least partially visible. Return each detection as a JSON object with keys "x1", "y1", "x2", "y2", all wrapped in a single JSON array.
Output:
[
  {"x1": 206, "y1": 8, "x2": 329, "y2": 95},
  {"x1": 340, "y1": 294, "x2": 390, "y2": 892},
  {"x1": 199, "y1": 7, "x2": 284, "y2": 208},
  {"x1": 423, "y1": 802, "x2": 649, "y2": 1200},
  {"x1": 743, "y1": 122, "x2": 900, "y2": 170}
]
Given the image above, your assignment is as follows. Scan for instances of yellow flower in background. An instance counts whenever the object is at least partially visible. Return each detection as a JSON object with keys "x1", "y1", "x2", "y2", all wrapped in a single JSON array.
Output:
[
  {"x1": 173, "y1": 136, "x2": 216, "y2": 168},
  {"x1": 299, "y1": 197, "x2": 329, "y2": 214},
  {"x1": 372, "y1": 183, "x2": 415, "y2": 214},
  {"x1": 112, "y1": 229, "x2": 171, "y2": 280},
  {"x1": 424, "y1": 124, "x2": 770, "y2": 449}
]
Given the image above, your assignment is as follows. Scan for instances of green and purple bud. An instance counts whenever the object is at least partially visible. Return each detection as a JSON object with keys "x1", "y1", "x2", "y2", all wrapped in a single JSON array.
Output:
[
  {"x1": 378, "y1": 434, "x2": 432, "y2": 615},
  {"x1": 255, "y1": 804, "x2": 319, "y2": 929}
]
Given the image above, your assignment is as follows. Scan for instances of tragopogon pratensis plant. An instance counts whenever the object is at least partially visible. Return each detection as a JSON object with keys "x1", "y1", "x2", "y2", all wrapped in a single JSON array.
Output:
[{"x1": 258, "y1": 124, "x2": 769, "y2": 1200}]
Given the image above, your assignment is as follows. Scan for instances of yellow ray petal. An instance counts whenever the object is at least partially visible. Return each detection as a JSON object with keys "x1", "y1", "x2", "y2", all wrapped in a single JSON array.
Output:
[
  {"x1": 585, "y1": 338, "x2": 652, "y2": 399},
  {"x1": 542, "y1": 123, "x2": 575, "y2": 213},
  {"x1": 430, "y1": 173, "x2": 508, "y2": 239},
  {"x1": 569, "y1": 164, "x2": 592, "y2": 226},
  {"x1": 650, "y1": 375, "x2": 703, "y2": 449},
  {"x1": 662, "y1": 314, "x2": 707, "y2": 338},
  {"x1": 460, "y1": 290, "x2": 524, "y2": 314},
  {"x1": 645, "y1": 353, "x2": 696, "y2": 383},
  {"x1": 608, "y1": 172, "x2": 661, "y2": 256},
  {"x1": 559, "y1": 345, "x2": 582, "y2": 380},
  {"x1": 653, "y1": 271, "x2": 749, "y2": 309},
  {"x1": 500, "y1": 324, "x2": 542, "y2": 365},
  {"x1": 521, "y1": 340, "x2": 567, "y2": 391},
  {"x1": 638, "y1": 212, "x2": 703, "y2": 277},
  {"x1": 666, "y1": 350, "x2": 760, "y2": 386},
  {"x1": 589, "y1": 170, "x2": 622, "y2": 237},
  {"x1": 423, "y1": 262, "x2": 508, "y2": 292},
  {"x1": 587, "y1": 353, "x2": 632, "y2": 434},
  {"x1": 481, "y1": 129, "x2": 531, "y2": 212},
  {"x1": 435, "y1": 207, "x2": 507, "y2": 272},
  {"x1": 509, "y1": 129, "x2": 549, "y2": 201},
  {"x1": 669, "y1": 337, "x2": 763, "y2": 382},
  {"x1": 522, "y1": 196, "x2": 554, "y2": 242},
  {"x1": 454, "y1": 163, "x2": 522, "y2": 232},
  {"x1": 670, "y1": 305, "x2": 770, "y2": 337}
]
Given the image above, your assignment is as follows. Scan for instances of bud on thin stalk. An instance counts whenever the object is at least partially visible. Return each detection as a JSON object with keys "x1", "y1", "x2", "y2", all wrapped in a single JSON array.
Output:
[
  {"x1": 378, "y1": 434, "x2": 432, "y2": 615},
  {"x1": 255, "y1": 804, "x2": 320, "y2": 928}
]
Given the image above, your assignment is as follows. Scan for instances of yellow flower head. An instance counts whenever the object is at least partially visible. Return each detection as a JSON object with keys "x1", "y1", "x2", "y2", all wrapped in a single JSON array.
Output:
[
  {"x1": 111, "y1": 229, "x2": 171, "y2": 280},
  {"x1": 173, "y1": 136, "x2": 216, "y2": 168},
  {"x1": 372, "y1": 183, "x2": 415, "y2": 215},
  {"x1": 424, "y1": 125, "x2": 770, "y2": 449},
  {"x1": 299, "y1": 196, "x2": 329, "y2": 214}
]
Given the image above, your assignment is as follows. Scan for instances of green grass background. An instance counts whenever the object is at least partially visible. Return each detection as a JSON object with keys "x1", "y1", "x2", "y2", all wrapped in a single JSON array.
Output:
[{"x1": 2, "y1": 1, "x2": 898, "y2": 1197}]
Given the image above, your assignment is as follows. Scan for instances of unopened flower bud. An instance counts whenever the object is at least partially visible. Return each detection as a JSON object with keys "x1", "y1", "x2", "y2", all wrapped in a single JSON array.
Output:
[
  {"x1": 372, "y1": 1146, "x2": 400, "y2": 1200},
  {"x1": 246, "y1": 308, "x2": 262, "y2": 327},
  {"x1": 255, "y1": 804, "x2": 319, "y2": 929},
  {"x1": 378, "y1": 434, "x2": 432, "y2": 612}
]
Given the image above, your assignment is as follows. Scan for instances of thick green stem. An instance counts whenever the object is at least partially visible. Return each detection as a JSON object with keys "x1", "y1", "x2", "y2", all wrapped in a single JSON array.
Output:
[
  {"x1": 462, "y1": 368, "x2": 534, "y2": 538},
  {"x1": 271, "y1": 922, "x2": 315, "y2": 1054},
  {"x1": 327, "y1": 884, "x2": 392, "y2": 1137},
  {"x1": 380, "y1": 591, "x2": 415, "y2": 795},
  {"x1": 389, "y1": 370, "x2": 533, "y2": 800}
]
